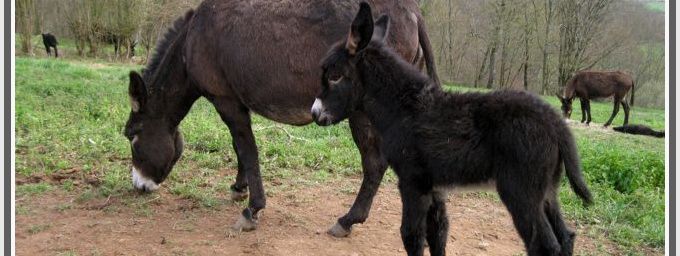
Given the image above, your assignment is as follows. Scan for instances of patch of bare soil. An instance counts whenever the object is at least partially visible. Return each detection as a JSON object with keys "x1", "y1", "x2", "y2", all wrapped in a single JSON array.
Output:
[{"x1": 16, "y1": 179, "x2": 629, "y2": 256}]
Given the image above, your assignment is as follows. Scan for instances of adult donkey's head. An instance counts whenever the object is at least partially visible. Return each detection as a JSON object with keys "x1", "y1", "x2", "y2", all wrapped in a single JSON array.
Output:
[
  {"x1": 123, "y1": 71, "x2": 186, "y2": 192},
  {"x1": 123, "y1": 11, "x2": 196, "y2": 192}
]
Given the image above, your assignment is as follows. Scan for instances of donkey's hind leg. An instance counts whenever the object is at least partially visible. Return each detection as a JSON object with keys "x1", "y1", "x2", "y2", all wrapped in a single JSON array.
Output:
[
  {"x1": 329, "y1": 111, "x2": 388, "y2": 237},
  {"x1": 212, "y1": 97, "x2": 266, "y2": 231},
  {"x1": 621, "y1": 101, "x2": 630, "y2": 125},
  {"x1": 604, "y1": 99, "x2": 621, "y2": 127},
  {"x1": 426, "y1": 190, "x2": 449, "y2": 256},
  {"x1": 498, "y1": 179, "x2": 560, "y2": 256}
]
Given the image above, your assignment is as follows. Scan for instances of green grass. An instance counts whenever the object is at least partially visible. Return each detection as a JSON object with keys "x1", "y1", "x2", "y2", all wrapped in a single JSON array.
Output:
[
  {"x1": 15, "y1": 57, "x2": 665, "y2": 253},
  {"x1": 645, "y1": 2, "x2": 665, "y2": 13}
]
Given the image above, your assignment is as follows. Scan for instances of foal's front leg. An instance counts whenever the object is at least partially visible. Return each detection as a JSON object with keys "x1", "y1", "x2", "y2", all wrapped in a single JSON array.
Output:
[
  {"x1": 399, "y1": 181, "x2": 432, "y2": 256},
  {"x1": 426, "y1": 191, "x2": 449, "y2": 256},
  {"x1": 329, "y1": 111, "x2": 389, "y2": 237}
]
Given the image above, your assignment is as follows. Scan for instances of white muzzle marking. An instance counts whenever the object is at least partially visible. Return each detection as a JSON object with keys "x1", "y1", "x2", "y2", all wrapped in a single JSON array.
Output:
[
  {"x1": 132, "y1": 166, "x2": 159, "y2": 192},
  {"x1": 311, "y1": 98, "x2": 332, "y2": 125},
  {"x1": 311, "y1": 98, "x2": 324, "y2": 114}
]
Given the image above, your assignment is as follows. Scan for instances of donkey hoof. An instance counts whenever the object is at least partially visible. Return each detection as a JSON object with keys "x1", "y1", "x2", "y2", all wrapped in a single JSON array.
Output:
[
  {"x1": 327, "y1": 222, "x2": 351, "y2": 237},
  {"x1": 232, "y1": 214, "x2": 258, "y2": 232},
  {"x1": 231, "y1": 189, "x2": 248, "y2": 201}
]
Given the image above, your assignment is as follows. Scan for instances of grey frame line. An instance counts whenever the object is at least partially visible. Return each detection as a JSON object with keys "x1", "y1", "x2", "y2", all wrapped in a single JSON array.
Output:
[
  {"x1": 1, "y1": 1, "x2": 676, "y2": 255},
  {"x1": 670, "y1": 0, "x2": 676, "y2": 254},
  {"x1": 5, "y1": 0, "x2": 12, "y2": 255}
]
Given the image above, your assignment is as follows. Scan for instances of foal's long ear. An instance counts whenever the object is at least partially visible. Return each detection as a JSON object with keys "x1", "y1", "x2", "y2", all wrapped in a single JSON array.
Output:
[
  {"x1": 371, "y1": 14, "x2": 390, "y2": 43},
  {"x1": 129, "y1": 71, "x2": 147, "y2": 112},
  {"x1": 346, "y1": 2, "x2": 374, "y2": 55}
]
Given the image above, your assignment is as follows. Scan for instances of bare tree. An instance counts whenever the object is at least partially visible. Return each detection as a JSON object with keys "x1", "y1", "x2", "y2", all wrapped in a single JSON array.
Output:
[
  {"x1": 17, "y1": 0, "x2": 35, "y2": 55},
  {"x1": 557, "y1": 0, "x2": 616, "y2": 90}
]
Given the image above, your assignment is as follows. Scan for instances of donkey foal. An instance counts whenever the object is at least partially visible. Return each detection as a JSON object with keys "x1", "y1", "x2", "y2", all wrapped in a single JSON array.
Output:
[{"x1": 312, "y1": 3, "x2": 593, "y2": 256}]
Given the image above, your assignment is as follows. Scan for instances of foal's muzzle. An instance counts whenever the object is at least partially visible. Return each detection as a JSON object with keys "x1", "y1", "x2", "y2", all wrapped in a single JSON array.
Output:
[{"x1": 311, "y1": 98, "x2": 333, "y2": 126}]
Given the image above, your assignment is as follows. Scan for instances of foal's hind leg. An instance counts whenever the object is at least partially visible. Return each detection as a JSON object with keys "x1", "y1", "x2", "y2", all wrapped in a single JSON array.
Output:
[
  {"x1": 498, "y1": 180, "x2": 560, "y2": 255},
  {"x1": 604, "y1": 99, "x2": 621, "y2": 127},
  {"x1": 426, "y1": 191, "x2": 449, "y2": 256},
  {"x1": 329, "y1": 111, "x2": 388, "y2": 237},
  {"x1": 212, "y1": 97, "x2": 266, "y2": 231},
  {"x1": 545, "y1": 192, "x2": 576, "y2": 256}
]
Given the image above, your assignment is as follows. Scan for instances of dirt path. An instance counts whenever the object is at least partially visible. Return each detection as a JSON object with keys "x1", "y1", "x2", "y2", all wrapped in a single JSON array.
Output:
[{"x1": 17, "y1": 179, "x2": 623, "y2": 256}]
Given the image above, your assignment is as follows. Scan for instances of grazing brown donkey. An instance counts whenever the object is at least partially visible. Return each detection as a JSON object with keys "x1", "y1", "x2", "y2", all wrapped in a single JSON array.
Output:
[
  {"x1": 556, "y1": 71, "x2": 634, "y2": 127},
  {"x1": 123, "y1": 0, "x2": 439, "y2": 236}
]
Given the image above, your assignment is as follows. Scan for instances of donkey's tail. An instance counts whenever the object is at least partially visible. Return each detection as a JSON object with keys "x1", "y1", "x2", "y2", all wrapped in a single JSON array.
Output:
[
  {"x1": 417, "y1": 15, "x2": 441, "y2": 87},
  {"x1": 559, "y1": 127, "x2": 593, "y2": 206},
  {"x1": 630, "y1": 80, "x2": 635, "y2": 106}
]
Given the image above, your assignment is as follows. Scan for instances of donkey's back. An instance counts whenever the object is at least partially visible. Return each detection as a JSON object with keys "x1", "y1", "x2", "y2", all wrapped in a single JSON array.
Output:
[{"x1": 570, "y1": 71, "x2": 633, "y2": 99}]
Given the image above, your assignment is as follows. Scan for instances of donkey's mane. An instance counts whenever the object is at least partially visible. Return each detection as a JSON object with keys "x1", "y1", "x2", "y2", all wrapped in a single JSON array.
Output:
[{"x1": 142, "y1": 10, "x2": 195, "y2": 82}]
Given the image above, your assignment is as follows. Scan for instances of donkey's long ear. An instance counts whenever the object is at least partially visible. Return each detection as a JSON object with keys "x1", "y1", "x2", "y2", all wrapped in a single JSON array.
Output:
[
  {"x1": 371, "y1": 14, "x2": 390, "y2": 43},
  {"x1": 346, "y1": 2, "x2": 374, "y2": 55},
  {"x1": 129, "y1": 71, "x2": 147, "y2": 112}
]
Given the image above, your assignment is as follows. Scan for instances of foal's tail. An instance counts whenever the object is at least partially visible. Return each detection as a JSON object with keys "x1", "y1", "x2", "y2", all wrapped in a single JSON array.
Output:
[
  {"x1": 559, "y1": 128, "x2": 593, "y2": 206},
  {"x1": 417, "y1": 15, "x2": 441, "y2": 87}
]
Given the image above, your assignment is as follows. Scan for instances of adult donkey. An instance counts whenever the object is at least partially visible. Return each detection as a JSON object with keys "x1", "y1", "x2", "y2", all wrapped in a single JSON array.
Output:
[
  {"x1": 123, "y1": 0, "x2": 439, "y2": 236},
  {"x1": 556, "y1": 71, "x2": 634, "y2": 127}
]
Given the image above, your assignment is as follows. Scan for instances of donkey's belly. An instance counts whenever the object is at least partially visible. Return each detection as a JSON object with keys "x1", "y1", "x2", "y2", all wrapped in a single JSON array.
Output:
[{"x1": 249, "y1": 102, "x2": 315, "y2": 126}]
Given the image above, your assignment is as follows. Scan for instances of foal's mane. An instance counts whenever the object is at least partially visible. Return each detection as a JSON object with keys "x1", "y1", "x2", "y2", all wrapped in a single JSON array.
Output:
[{"x1": 142, "y1": 10, "x2": 195, "y2": 83}]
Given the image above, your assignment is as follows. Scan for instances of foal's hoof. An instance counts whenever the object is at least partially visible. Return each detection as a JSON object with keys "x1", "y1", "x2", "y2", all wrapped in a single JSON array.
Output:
[
  {"x1": 230, "y1": 189, "x2": 248, "y2": 201},
  {"x1": 231, "y1": 209, "x2": 259, "y2": 232},
  {"x1": 327, "y1": 222, "x2": 351, "y2": 237},
  {"x1": 232, "y1": 215, "x2": 258, "y2": 232}
]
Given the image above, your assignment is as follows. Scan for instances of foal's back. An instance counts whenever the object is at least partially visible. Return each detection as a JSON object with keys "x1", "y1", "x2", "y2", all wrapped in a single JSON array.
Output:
[{"x1": 414, "y1": 90, "x2": 566, "y2": 186}]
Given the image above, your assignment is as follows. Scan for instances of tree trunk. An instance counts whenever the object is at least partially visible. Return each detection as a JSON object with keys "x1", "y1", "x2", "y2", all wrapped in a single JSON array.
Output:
[
  {"x1": 541, "y1": 0, "x2": 554, "y2": 95},
  {"x1": 474, "y1": 45, "x2": 491, "y2": 88},
  {"x1": 17, "y1": 0, "x2": 35, "y2": 55},
  {"x1": 487, "y1": 43, "x2": 497, "y2": 89}
]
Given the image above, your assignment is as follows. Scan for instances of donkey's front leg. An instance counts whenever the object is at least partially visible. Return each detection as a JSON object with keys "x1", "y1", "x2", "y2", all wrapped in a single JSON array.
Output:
[
  {"x1": 329, "y1": 111, "x2": 388, "y2": 237},
  {"x1": 212, "y1": 97, "x2": 266, "y2": 231}
]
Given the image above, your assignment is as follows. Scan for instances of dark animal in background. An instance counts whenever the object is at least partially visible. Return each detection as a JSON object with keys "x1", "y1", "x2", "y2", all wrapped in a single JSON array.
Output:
[
  {"x1": 41, "y1": 33, "x2": 58, "y2": 58},
  {"x1": 312, "y1": 3, "x2": 592, "y2": 255},
  {"x1": 123, "y1": 0, "x2": 440, "y2": 236},
  {"x1": 556, "y1": 70, "x2": 634, "y2": 127},
  {"x1": 613, "y1": 124, "x2": 664, "y2": 138}
]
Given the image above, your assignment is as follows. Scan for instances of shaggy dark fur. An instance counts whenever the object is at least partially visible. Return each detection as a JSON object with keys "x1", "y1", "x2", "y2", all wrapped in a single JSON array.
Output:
[
  {"x1": 613, "y1": 124, "x2": 664, "y2": 138},
  {"x1": 557, "y1": 71, "x2": 634, "y2": 127},
  {"x1": 123, "y1": 0, "x2": 440, "y2": 237},
  {"x1": 313, "y1": 3, "x2": 592, "y2": 255},
  {"x1": 41, "y1": 33, "x2": 58, "y2": 58}
]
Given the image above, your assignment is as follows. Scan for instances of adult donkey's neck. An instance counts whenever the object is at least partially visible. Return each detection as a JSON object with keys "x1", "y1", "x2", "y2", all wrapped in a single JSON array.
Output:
[
  {"x1": 356, "y1": 46, "x2": 438, "y2": 133},
  {"x1": 143, "y1": 11, "x2": 199, "y2": 128}
]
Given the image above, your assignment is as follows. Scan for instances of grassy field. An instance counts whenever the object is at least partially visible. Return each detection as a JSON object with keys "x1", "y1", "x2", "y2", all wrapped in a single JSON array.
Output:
[{"x1": 15, "y1": 57, "x2": 665, "y2": 254}]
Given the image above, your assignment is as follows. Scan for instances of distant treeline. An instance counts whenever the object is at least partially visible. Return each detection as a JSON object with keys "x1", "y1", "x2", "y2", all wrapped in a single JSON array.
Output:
[
  {"x1": 421, "y1": 0, "x2": 664, "y2": 107},
  {"x1": 15, "y1": 0, "x2": 665, "y2": 107}
]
